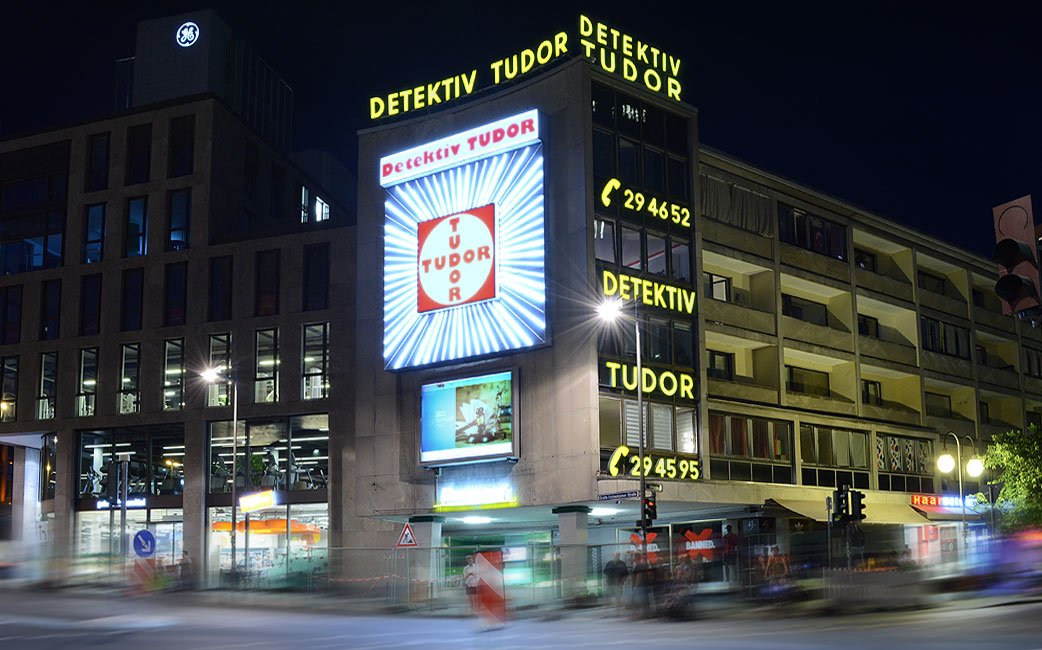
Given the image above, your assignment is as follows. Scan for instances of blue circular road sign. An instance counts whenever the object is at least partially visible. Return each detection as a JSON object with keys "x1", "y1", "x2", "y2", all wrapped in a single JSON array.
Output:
[{"x1": 133, "y1": 529, "x2": 156, "y2": 558}]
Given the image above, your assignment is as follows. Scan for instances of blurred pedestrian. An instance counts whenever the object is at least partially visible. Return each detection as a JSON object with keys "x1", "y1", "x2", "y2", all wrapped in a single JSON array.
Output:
[
  {"x1": 179, "y1": 552, "x2": 195, "y2": 590},
  {"x1": 463, "y1": 554, "x2": 479, "y2": 611},
  {"x1": 630, "y1": 553, "x2": 651, "y2": 619},
  {"x1": 602, "y1": 552, "x2": 630, "y2": 614},
  {"x1": 765, "y1": 546, "x2": 790, "y2": 601},
  {"x1": 722, "y1": 524, "x2": 739, "y2": 583}
]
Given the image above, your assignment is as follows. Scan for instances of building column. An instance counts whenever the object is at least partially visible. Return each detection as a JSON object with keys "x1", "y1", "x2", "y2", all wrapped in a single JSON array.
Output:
[
  {"x1": 51, "y1": 428, "x2": 78, "y2": 582},
  {"x1": 182, "y1": 419, "x2": 206, "y2": 581},
  {"x1": 554, "y1": 505, "x2": 591, "y2": 602},
  {"x1": 11, "y1": 446, "x2": 41, "y2": 579},
  {"x1": 406, "y1": 515, "x2": 443, "y2": 605}
]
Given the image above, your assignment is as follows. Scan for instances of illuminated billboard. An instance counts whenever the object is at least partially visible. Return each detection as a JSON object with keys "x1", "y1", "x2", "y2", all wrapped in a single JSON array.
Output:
[
  {"x1": 381, "y1": 109, "x2": 546, "y2": 370},
  {"x1": 420, "y1": 370, "x2": 516, "y2": 465}
]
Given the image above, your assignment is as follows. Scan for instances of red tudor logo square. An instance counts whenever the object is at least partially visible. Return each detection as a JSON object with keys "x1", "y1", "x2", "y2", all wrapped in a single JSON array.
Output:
[{"x1": 417, "y1": 204, "x2": 496, "y2": 313}]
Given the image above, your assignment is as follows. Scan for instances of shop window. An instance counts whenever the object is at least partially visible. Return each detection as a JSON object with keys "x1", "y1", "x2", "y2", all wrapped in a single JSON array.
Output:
[
  {"x1": 167, "y1": 115, "x2": 194, "y2": 178},
  {"x1": 121, "y1": 268, "x2": 143, "y2": 331},
  {"x1": 163, "y1": 338, "x2": 185, "y2": 411},
  {"x1": 83, "y1": 203, "x2": 105, "y2": 263},
  {"x1": 0, "y1": 285, "x2": 21, "y2": 345},
  {"x1": 857, "y1": 314, "x2": 879, "y2": 338},
  {"x1": 77, "y1": 347, "x2": 97, "y2": 417},
  {"x1": 79, "y1": 274, "x2": 102, "y2": 336},
  {"x1": 207, "y1": 333, "x2": 231, "y2": 407},
  {"x1": 255, "y1": 250, "x2": 280, "y2": 316},
  {"x1": 594, "y1": 218, "x2": 616, "y2": 263},
  {"x1": 209, "y1": 256, "x2": 233, "y2": 321},
  {"x1": 704, "y1": 273, "x2": 731, "y2": 302},
  {"x1": 302, "y1": 243, "x2": 330, "y2": 311},
  {"x1": 120, "y1": 343, "x2": 140, "y2": 414},
  {"x1": 255, "y1": 328, "x2": 279, "y2": 403},
  {"x1": 124, "y1": 196, "x2": 148, "y2": 257},
  {"x1": 125, "y1": 123, "x2": 151, "y2": 185},
  {"x1": 37, "y1": 352, "x2": 56, "y2": 420},
  {"x1": 861, "y1": 379, "x2": 882, "y2": 406},
  {"x1": 164, "y1": 262, "x2": 188, "y2": 326},
  {"x1": 786, "y1": 365, "x2": 830, "y2": 398},
  {"x1": 302, "y1": 322, "x2": 330, "y2": 400},
  {"x1": 85, "y1": 132, "x2": 109, "y2": 192},
  {"x1": 39, "y1": 279, "x2": 60, "y2": 340},
  {"x1": 782, "y1": 293, "x2": 828, "y2": 327},
  {"x1": 0, "y1": 356, "x2": 17, "y2": 421},
  {"x1": 166, "y1": 189, "x2": 190, "y2": 251},
  {"x1": 707, "y1": 351, "x2": 734, "y2": 381}
]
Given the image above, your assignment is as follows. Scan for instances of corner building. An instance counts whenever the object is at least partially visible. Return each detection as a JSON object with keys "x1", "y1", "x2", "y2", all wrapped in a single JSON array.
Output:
[{"x1": 357, "y1": 53, "x2": 1034, "y2": 594}]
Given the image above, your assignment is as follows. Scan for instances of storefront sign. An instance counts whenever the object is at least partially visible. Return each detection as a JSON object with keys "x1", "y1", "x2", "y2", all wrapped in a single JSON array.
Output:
[
  {"x1": 600, "y1": 178, "x2": 692, "y2": 227},
  {"x1": 369, "y1": 16, "x2": 681, "y2": 120},
  {"x1": 601, "y1": 270, "x2": 696, "y2": 316},
  {"x1": 911, "y1": 494, "x2": 975, "y2": 509},
  {"x1": 602, "y1": 361, "x2": 695, "y2": 399},
  {"x1": 434, "y1": 477, "x2": 519, "y2": 511},
  {"x1": 422, "y1": 371, "x2": 517, "y2": 465},
  {"x1": 95, "y1": 497, "x2": 147, "y2": 509},
  {"x1": 238, "y1": 489, "x2": 277, "y2": 514},
  {"x1": 606, "y1": 445, "x2": 700, "y2": 481},
  {"x1": 175, "y1": 21, "x2": 199, "y2": 47},
  {"x1": 381, "y1": 110, "x2": 546, "y2": 369}
]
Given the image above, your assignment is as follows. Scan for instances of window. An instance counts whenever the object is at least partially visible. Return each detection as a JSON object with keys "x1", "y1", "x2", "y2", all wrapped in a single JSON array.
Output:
[
  {"x1": 314, "y1": 195, "x2": 330, "y2": 222},
  {"x1": 209, "y1": 256, "x2": 233, "y2": 321},
  {"x1": 876, "y1": 434, "x2": 934, "y2": 493},
  {"x1": 854, "y1": 248, "x2": 877, "y2": 272},
  {"x1": 163, "y1": 339, "x2": 184, "y2": 410},
  {"x1": 703, "y1": 273, "x2": 731, "y2": 302},
  {"x1": 979, "y1": 400, "x2": 990, "y2": 424},
  {"x1": 83, "y1": 203, "x2": 105, "y2": 263},
  {"x1": 120, "y1": 343, "x2": 139, "y2": 414},
  {"x1": 255, "y1": 250, "x2": 280, "y2": 316},
  {"x1": 78, "y1": 348, "x2": 97, "y2": 417},
  {"x1": 925, "y1": 391, "x2": 952, "y2": 417},
  {"x1": 167, "y1": 115, "x2": 195, "y2": 178},
  {"x1": 302, "y1": 323, "x2": 330, "y2": 400},
  {"x1": 80, "y1": 274, "x2": 102, "y2": 336},
  {"x1": 0, "y1": 210, "x2": 64, "y2": 274},
  {"x1": 164, "y1": 262, "x2": 187, "y2": 326},
  {"x1": 166, "y1": 189, "x2": 190, "y2": 251},
  {"x1": 777, "y1": 203, "x2": 847, "y2": 261},
  {"x1": 799, "y1": 425, "x2": 870, "y2": 488},
  {"x1": 302, "y1": 244, "x2": 330, "y2": 311},
  {"x1": 645, "y1": 317, "x2": 670, "y2": 362},
  {"x1": 670, "y1": 238, "x2": 691, "y2": 282},
  {"x1": 244, "y1": 141, "x2": 259, "y2": 200},
  {"x1": 707, "y1": 412, "x2": 793, "y2": 484},
  {"x1": 85, "y1": 133, "x2": 110, "y2": 191},
  {"x1": 0, "y1": 356, "x2": 17, "y2": 421},
  {"x1": 0, "y1": 285, "x2": 21, "y2": 345},
  {"x1": 120, "y1": 268, "x2": 143, "y2": 331},
  {"x1": 646, "y1": 231, "x2": 666, "y2": 276},
  {"x1": 270, "y1": 164, "x2": 285, "y2": 221},
  {"x1": 976, "y1": 344, "x2": 988, "y2": 366},
  {"x1": 300, "y1": 186, "x2": 310, "y2": 223},
  {"x1": 37, "y1": 351, "x2": 56, "y2": 420},
  {"x1": 125, "y1": 123, "x2": 152, "y2": 185},
  {"x1": 1027, "y1": 348, "x2": 1042, "y2": 379},
  {"x1": 621, "y1": 226, "x2": 641, "y2": 270},
  {"x1": 857, "y1": 314, "x2": 879, "y2": 338},
  {"x1": 920, "y1": 316, "x2": 970, "y2": 358},
  {"x1": 255, "y1": 329, "x2": 279, "y2": 403},
  {"x1": 207, "y1": 334, "x2": 231, "y2": 407},
  {"x1": 707, "y1": 350, "x2": 735, "y2": 380},
  {"x1": 782, "y1": 293, "x2": 829, "y2": 327},
  {"x1": 917, "y1": 270, "x2": 946, "y2": 296},
  {"x1": 861, "y1": 379, "x2": 882, "y2": 406},
  {"x1": 39, "y1": 279, "x2": 60, "y2": 340},
  {"x1": 594, "y1": 219, "x2": 616, "y2": 263},
  {"x1": 673, "y1": 324, "x2": 693, "y2": 367},
  {"x1": 786, "y1": 366, "x2": 830, "y2": 398},
  {"x1": 599, "y1": 397, "x2": 696, "y2": 453},
  {"x1": 124, "y1": 197, "x2": 148, "y2": 257},
  {"x1": 1028, "y1": 411, "x2": 1042, "y2": 429},
  {"x1": 972, "y1": 289, "x2": 985, "y2": 308}
]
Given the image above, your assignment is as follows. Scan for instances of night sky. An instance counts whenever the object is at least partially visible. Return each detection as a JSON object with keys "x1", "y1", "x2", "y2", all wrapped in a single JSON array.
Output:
[{"x1": 4, "y1": 2, "x2": 1040, "y2": 258}]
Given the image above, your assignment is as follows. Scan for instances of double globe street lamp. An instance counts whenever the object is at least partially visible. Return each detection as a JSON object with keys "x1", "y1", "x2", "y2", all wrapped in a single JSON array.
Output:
[{"x1": 936, "y1": 432, "x2": 984, "y2": 565}]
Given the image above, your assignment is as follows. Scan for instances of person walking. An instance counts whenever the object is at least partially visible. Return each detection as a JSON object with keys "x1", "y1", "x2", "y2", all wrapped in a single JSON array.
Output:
[
  {"x1": 463, "y1": 554, "x2": 479, "y2": 612},
  {"x1": 721, "y1": 524, "x2": 739, "y2": 584},
  {"x1": 602, "y1": 552, "x2": 630, "y2": 615}
]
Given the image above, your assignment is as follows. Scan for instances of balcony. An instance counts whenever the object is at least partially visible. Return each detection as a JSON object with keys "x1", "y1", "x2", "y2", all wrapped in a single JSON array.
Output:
[
  {"x1": 784, "y1": 387, "x2": 858, "y2": 416},
  {"x1": 977, "y1": 364, "x2": 1020, "y2": 391},
  {"x1": 921, "y1": 350, "x2": 973, "y2": 381},
  {"x1": 781, "y1": 316, "x2": 854, "y2": 353},
  {"x1": 861, "y1": 399, "x2": 920, "y2": 426},
  {"x1": 855, "y1": 267, "x2": 913, "y2": 302},
  {"x1": 973, "y1": 304, "x2": 1016, "y2": 333},
  {"x1": 858, "y1": 335, "x2": 917, "y2": 367},
  {"x1": 707, "y1": 375, "x2": 779, "y2": 405},
  {"x1": 703, "y1": 219, "x2": 773, "y2": 260},
  {"x1": 919, "y1": 289, "x2": 968, "y2": 318},
  {"x1": 779, "y1": 245, "x2": 850, "y2": 284},
  {"x1": 703, "y1": 298, "x2": 776, "y2": 336}
]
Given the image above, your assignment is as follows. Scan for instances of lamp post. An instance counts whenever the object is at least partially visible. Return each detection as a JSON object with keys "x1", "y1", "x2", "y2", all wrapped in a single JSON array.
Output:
[
  {"x1": 936, "y1": 432, "x2": 984, "y2": 567},
  {"x1": 202, "y1": 366, "x2": 239, "y2": 578},
  {"x1": 598, "y1": 298, "x2": 647, "y2": 556}
]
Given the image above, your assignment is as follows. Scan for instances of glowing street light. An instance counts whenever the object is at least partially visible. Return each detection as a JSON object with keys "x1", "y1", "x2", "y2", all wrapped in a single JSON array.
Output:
[{"x1": 936, "y1": 432, "x2": 980, "y2": 566}]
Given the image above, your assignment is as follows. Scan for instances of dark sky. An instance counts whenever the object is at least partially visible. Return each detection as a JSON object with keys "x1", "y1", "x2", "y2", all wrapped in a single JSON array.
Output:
[{"x1": 3, "y1": 2, "x2": 1040, "y2": 258}]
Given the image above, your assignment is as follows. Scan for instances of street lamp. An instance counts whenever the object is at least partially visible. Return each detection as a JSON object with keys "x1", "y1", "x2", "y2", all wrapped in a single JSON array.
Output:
[
  {"x1": 936, "y1": 432, "x2": 983, "y2": 566},
  {"x1": 202, "y1": 366, "x2": 239, "y2": 577},
  {"x1": 598, "y1": 297, "x2": 648, "y2": 555}
]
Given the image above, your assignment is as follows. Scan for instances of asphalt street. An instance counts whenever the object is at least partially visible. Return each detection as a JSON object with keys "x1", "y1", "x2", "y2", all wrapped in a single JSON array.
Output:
[{"x1": 0, "y1": 589, "x2": 1040, "y2": 649}]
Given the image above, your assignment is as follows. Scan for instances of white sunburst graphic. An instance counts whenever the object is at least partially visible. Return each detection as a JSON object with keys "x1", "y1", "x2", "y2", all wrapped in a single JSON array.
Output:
[{"x1": 382, "y1": 135, "x2": 546, "y2": 370}]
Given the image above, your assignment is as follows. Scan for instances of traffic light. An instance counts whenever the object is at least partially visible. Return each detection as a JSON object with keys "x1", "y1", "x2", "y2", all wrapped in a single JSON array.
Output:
[
  {"x1": 832, "y1": 486, "x2": 849, "y2": 524},
  {"x1": 850, "y1": 489, "x2": 867, "y2": 521},
  {"x1": 642, "y1": 496, "x2": 657, "y2": 524},
  {"x1": 993, "y1": 196, "x2": 1041, "y2": 317}
]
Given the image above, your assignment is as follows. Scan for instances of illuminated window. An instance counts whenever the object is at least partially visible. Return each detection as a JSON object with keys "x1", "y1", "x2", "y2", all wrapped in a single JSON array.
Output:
[
  {"x1": 670, "y1": 238, "x2": 691, "y2": 282},
  {"x1": 300, "y1": 186, "x2": 310, "y2": 223},
  {"x1": 166, "y1": 189, "x2": 190, "y2": 251},
  {"x1": 254, "y1": 328, "x2": 279, "y2": 403},
  {"x1": 777, "y1": 203, "x2": 847, "y2": 261},
  {"x1": 83, "y1": 203, "x2": 105, "y2": 263},
  {"x1": 0, "y1": 356, "x2": 17, "y2": 421},
  {"x1": 77, "y1": 348, "x2": 97, "y2": 417},
  {"x1": 594, "y1": 218, "x2": 616, "y2": 263},
  {"x1": 302, "y1": 323, "x2": 329, "y2": 400},
  {"x1": 120, "y1": 343, "x2": 139, "y2": 414},
  {"x1": 207, "y1": 333, "x2": 231, "y2": 407},
  {"x1": 703, "y1": 273, "x2": 731, "y2": 302},
  {"x1": 314, "y1": 196, "x2": 329, "y2": 222},
  {"x1": 707, "y1": 411, "x2": 793, "y2": 484},
  {"x1": 37, "y1": 351, "x2": 56, "y2": 420},
  {"x1": 163, "y1": 339, "x2": 184, "y2": 411}
]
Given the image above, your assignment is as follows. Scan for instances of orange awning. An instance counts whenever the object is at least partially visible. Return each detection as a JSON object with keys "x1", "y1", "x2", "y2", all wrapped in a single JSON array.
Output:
[{"x1": 211, "y1": 518, "x2": 320, "y2": 537}]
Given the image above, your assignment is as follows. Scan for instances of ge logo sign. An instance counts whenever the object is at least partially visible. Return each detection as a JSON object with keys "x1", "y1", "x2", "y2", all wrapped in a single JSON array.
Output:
[{"x1": 176, "y1": 22, "x2": 200, "y2": 48}]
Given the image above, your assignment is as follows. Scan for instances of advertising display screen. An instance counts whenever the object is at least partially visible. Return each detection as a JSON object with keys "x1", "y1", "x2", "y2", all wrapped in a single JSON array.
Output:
[
  {"x1": 420, "y1": 370, "x2": 515, "y2": 464},
  {"x1": 381, "y1": 109, "x2": 547, "y2": 370}
]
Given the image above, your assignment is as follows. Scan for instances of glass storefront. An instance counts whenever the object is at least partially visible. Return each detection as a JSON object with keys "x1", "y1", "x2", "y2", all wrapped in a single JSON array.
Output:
[
  {"x1": 75, "y1": 508, "x2": 182, "y2": 580},
  {"x1": 209, "y1": 414, "x2": 328, "y2": 495},
  {"x1": 77, "y1": 424, "x2": 184, "y2": 502}
]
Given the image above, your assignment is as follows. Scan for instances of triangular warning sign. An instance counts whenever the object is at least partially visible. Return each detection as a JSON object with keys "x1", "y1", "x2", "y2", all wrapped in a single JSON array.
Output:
[{"x1": 396, "y1": 523, "x2": 418, "y2": 547}]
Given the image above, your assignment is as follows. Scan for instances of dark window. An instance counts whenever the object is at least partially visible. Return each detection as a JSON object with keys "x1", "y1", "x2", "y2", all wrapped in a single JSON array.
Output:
[
  {"x1": 1026, "y1": 348, "x2": 1042, "y2": 378},
  {"x1": 592, "y1": 129, "x2": 615, "y2": 179},
  {"x1": 1027, "y1": 411, "x2": 1042, "y2": 429},
  {"x1": 925, "y1": 391, "x2": 952, "y2": 417},
  {"x1": 39, "y1": 279, "x2": 60, "y2": 340},
  {"x1": 920, "y1": 316, "x2": 969, "y2": 358},
  {"x1": 0, "y1": 285, "x2": 21, "y2": 345},
  {"x1": 857, "y1": 314, "x2": 879, "y2": 338},
  {"x1": 673, "y1": 324, "x2": 693, "y2": 367},
  {"x1": 80, "y1": 274, "x2": 102, "y2": 336},
  {"x1": 255, "y1": 250, "x2": 280, "y2": 316},
  {"x1": 976, "y1": 344, "x2": 987, "y2": 365},
  {"x1": 209, "y1": 256, "x2": 233, "y2": 321},
  {"x1": 270, "y1": 163, "x2": 285, "y2": 221},
  {"x1": 0, "y1": 210, "x2": 64, "y2": 274},
  {"x1": 861, "y1": 380, "x2": 882, "y2": 406},
  {"x1": 166, "y1": 189, "x2": 190, "y2": 251},
  {"x1": 979, "y1": 400, "x2": 990, "y2": 424},
  {"x1": 917, "y1": 270, "x2": 946, "y2": 296},
  {"x1": 167, "y1": 115, "x2": 195, "y2": 177},
  {"x1": 645, "y1": 317, "x2": 670, "y2": 362},
  {"x1": 621, "y1": 226, "x2": 641, "y2": 270},
  {"x1": 164, "y1": 262, "x2": 187, "y2": 326},
  {"x1": 646, "y1": 231, "x2": 666, "y2": 276},
  {"x1": 0, "y1": 356, "x2": 17, "y2": 420},
  {"x1": 302, "y1": 243, "x2": 330, "y2": 311},
  {"x1": 972, "y1": 289, "x2": 985, "y2": 308},
  {"x1": 124, "y1": 197, "x2": 147, "y2": 257},
  {"x1": 704, "y1": 273, "x2": 731, "y2": 302},
  {"x1": 618, "y1": 137, "x2": 640, "y2": 185},
  {"x1": 594, "y1": 219, "x2": 616, "y2": 263},
  {"x1": 244, "y1": 141, "x2": 259, "y2": 201},
  {"x1": 125, "y1": 124, "x2": 152, "y2": 185},
  {"x1": 644, "y1": 147, "x2": 665, "y2": 193},
  {"x1": 670, "y1": 238, "x2": 691, "y2": 282},
  {"x1": 83, "y1": 203, "x2": 105, "y2": 263},
  {"x1": 777, "y1": 203, "x2": 847, "y2": 261},
  {"x1": 854, "y1": 248, "x2": 877, "y2": 272},
  {"x1": 787, "y1": 365, "x2": 830, "y2": 398},
  {"x1": 708, "y1": 350, "x2": 735, "y2": 380},
  {"x1": 120, "y1": 268, "x2": 143, "y2": 331},
  {"x1": 783, "y1": 293, "x2": 829, "y2": 327},
  {"x1": 85, "y1": 133, "x2": 109, "y2": 192}
]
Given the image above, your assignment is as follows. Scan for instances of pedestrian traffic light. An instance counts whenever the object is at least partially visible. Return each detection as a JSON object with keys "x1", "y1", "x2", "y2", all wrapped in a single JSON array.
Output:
[
  {"x1": 993, "y1": 196, "x2": 1041, "y2": 318},
  {"x1": 642, "y1": 496, "x2": 657, "y2": 523},
  {"x1": 832, "y1": 486, "x2": 849, "y2": 524},
  {"x1": 850, "y1": 489, "x2": 867, "y2": 521}
]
